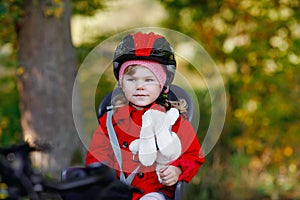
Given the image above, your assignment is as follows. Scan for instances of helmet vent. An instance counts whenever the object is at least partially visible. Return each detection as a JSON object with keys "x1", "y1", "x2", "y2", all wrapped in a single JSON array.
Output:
[{"x1": 132, "y1": 32, "x2": 163, "y2": 57}]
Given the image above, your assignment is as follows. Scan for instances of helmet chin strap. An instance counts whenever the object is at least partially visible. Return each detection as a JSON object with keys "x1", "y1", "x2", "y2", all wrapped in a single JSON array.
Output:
[{"x1": 162, "y1": 85, "x2": 169, "y2": 93}]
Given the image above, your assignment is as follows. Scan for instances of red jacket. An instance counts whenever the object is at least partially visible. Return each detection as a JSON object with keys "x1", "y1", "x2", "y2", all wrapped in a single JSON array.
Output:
[{"x1": 86, "y1": 104, "x2": 204, "y2": 200}]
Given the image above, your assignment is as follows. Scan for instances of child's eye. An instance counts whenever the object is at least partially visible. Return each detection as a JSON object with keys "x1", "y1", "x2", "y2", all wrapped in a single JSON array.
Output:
[
  {"x1": 145, "y1": 78, "x2": 154, "y2": 82},
  {"x1": 126, "y1": 78, "x2": 135, "y2": 82}
]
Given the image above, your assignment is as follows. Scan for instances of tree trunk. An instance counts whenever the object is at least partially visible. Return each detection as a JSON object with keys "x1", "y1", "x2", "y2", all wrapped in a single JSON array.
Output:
[{"x1": 17, "y1": 0, "x2": 83, "y2": 179}]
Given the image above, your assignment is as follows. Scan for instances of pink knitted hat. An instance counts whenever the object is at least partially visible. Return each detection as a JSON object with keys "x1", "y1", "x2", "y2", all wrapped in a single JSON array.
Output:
[{"x1": 119, "y1": 60, "x2": 167, "y2": 91}]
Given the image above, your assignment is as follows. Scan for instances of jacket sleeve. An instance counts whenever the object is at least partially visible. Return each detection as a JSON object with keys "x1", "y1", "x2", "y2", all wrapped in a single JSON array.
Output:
[
  {"x1": 169, "y1": 117, "x2": 205, "y2": 183},
  {"x1": 85, "y1": 114, "x2": 115, "y2": 167}
]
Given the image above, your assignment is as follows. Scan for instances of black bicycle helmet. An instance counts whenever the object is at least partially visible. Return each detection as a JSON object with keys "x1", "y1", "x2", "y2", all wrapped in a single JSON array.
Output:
[{"x1": 113, "y1": 32, "x2": 176, "y2": 89}]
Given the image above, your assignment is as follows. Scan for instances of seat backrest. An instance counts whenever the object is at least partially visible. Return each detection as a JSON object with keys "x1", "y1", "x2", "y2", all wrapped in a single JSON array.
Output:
[{"x1": 97, "y1": 84, "x2": 194, "y2": 122}]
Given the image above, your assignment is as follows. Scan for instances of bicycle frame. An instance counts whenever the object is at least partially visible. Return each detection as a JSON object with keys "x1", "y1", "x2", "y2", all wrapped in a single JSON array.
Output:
[{"x1": 0, "y1": 142, "x2": 142, "y2": 200}]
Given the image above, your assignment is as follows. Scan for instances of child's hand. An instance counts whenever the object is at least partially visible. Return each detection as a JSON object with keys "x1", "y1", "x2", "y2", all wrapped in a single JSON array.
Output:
[{"x1": 159, "y1": 166, "x2": 182, "y2": 186}]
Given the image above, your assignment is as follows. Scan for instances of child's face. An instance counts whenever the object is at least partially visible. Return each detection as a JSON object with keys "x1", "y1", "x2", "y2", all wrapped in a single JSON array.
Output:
[{"x1": 121, "y1": 66, "x2": 161, "y2": 108}]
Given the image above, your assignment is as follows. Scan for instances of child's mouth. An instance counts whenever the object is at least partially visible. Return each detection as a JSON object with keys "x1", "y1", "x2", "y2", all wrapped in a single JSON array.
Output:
[{"x1": 134, "y1": 94, "x2": 147, "y2": 97}]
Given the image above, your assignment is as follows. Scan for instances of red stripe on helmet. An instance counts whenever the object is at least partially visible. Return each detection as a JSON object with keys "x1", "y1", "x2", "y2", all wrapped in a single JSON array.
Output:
[{"x1": 131, "y1": 32, "x2": 163, "y2": 57}]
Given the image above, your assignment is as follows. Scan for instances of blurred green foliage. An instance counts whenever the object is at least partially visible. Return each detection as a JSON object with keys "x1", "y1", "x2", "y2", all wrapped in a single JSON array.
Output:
[
  {"x1": 0, "y1": 0, "x2": 23, "y2": 46},
  {"x1": 0, "y1": 0, "x2": 22, "y2": 145},
  {"x1": 0, "y1": 76, "x2": 22, "y2": 145},
  {"x1": 71, "y1": 0, "x2": 104, "y2": 16},
  {"x1": 160, "y1": 0, "x2": 300, "y2": 199},
  {"x1": 0, "y1": 63, "x2": 21, "y2": 146}
]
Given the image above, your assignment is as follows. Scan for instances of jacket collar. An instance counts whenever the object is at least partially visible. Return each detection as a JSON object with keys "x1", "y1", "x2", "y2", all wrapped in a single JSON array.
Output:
[{"x1": 112, "y1": 103, "x2": 166, "y2": 122}]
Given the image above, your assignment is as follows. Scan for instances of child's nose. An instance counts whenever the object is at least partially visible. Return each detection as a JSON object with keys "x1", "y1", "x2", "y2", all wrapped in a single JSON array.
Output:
[{"x1": 136, "y1": 80, "x2": 145, "y2": 90}]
